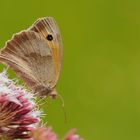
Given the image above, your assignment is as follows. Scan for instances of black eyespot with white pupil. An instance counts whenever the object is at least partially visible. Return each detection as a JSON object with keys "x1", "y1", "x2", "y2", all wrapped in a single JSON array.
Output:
[{"x1": 46, "y1": 34, "x2": 53, "y2": 41}]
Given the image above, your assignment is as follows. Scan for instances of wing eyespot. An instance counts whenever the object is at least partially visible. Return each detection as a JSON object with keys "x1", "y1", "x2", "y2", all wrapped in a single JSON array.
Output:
[{"x1": 46, "y1": 34, "x2": 53, "y2": 41}]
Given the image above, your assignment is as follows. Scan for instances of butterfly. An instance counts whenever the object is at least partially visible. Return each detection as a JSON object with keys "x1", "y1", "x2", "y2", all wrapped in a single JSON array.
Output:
[{"x1": 0, "y1": 17, "x2": 63, "y2": 97}]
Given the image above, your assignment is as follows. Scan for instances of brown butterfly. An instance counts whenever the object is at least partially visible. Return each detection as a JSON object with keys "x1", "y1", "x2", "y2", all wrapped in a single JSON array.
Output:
[{"x1": 0, "y1": 17, "x2": 63, "y2": 97}]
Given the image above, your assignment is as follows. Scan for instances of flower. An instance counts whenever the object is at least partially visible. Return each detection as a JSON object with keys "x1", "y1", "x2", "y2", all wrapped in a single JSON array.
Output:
[
  {"x1": 64, "y1": 129, "x2": 83, "y2": 140},
  {"x1": 30, "y1": 126, "x2": 83, "y2": 140},
  {"x1": 30, "y1": 127, "x2": 57, "y2": 140},
  {"x1": 0, "y1": 70, "x2": 41, "y2": 139},
  {"x1": 0, "y1": 70, "x2": 84, "y2": 140}
]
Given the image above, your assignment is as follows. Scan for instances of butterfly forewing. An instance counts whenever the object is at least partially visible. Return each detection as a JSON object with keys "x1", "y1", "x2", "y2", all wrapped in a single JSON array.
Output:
[{"x1": 29, "y1": 17, "x2": 63, "y2": 85}]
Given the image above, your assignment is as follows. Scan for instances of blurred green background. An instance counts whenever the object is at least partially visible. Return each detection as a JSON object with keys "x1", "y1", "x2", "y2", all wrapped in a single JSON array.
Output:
[{"x1": 0, "y1": 0, "x2": 140, "y2": 139}]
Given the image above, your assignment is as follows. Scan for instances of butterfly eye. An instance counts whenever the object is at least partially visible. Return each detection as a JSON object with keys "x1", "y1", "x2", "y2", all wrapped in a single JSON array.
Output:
[{"x1": 46, "y1": 34, "x2": 53, "y2": 41}]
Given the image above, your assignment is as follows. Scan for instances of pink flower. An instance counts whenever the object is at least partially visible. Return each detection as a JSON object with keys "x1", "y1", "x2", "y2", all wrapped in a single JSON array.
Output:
[
  {"x1": 30, "y1": 126, "x2": 83, "y2": 140},
  {"x1": 0, "y1": 70, "x2": 84, "y2": 140},
  {"x1": 64, "y1": 129, "x2": 84, "y2": 140},
  {"x1": 0, "y1": 70, "x2": 41, "y2": 139},
  {"x1": 30, "y1": 127, "x2": 57, "y2": 140}
]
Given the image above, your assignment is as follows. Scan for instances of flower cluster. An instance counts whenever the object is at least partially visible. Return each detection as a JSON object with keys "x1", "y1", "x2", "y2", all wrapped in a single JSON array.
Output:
[
  {"x1": 0, "y1": 70, "x2": 83, "y2": 140},
  {"x1": 30, "y1": 127, "x2": 57, "y2": 140},
  {"x1": 64, "y1": 129, "x2": 83, "y2": 140},
  {"x1": 30, "y1": 127, "x2": 83, "y2": 140},
  {"x1": 0, "y1": 70, "x2": 40, "y2": 139}
]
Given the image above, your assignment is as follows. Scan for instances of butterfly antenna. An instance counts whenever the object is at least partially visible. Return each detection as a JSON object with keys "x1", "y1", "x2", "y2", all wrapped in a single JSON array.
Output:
[{"x1": 57, "y1": 94, "x2": 67, "y2": 123}]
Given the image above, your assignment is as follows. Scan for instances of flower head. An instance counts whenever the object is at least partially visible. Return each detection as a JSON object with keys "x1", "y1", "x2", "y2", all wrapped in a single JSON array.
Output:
[
  {"x1": 0, "y1": 70, "x2": 41, "y2": 139},
  {"x1": 0, "y1": 70, "x2": 84, "y2": 140},
  {"x1": 31, "y1": 126, "x2": 57, "y2": 140},
  {"x1": 64, "y1": 129, "x2": 83, "y2": 140},
  {"x1": 30, "y1": 126, "x2": 83, "y2": 140}
]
